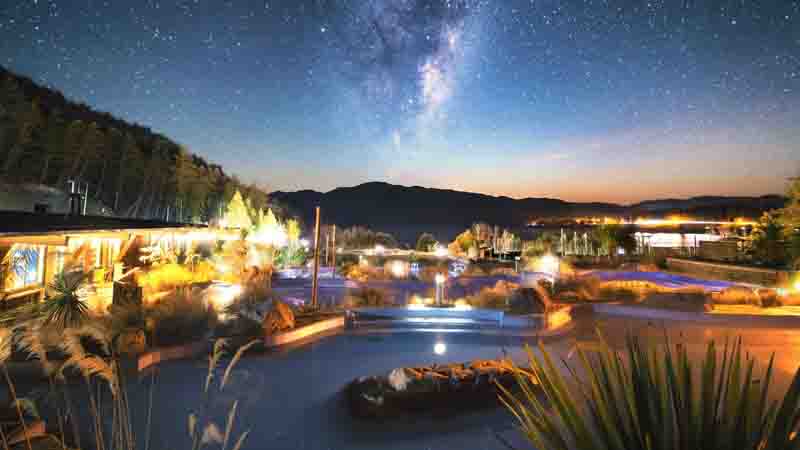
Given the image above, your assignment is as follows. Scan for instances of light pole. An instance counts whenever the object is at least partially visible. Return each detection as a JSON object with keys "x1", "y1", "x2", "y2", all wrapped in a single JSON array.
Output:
[{"x1": 434, "y1": 273, "x2": 446, "y2": 306}]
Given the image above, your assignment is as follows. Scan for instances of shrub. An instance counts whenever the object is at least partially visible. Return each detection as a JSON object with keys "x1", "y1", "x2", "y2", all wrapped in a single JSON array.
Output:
[
  {"x1": 757, "y1": 288, "x2": 781, "y2": 307},
  {"x1": 136, "y1": 263, "x2": 194, "y2": 293},
  {"x1": 343, "y1": 287, "x2": 391, "y2": 308},
  {"x1": 146, "y1": 290, "x2": 217, "y2": 347},
  {"x1": 596, "y1": 285, "x2": 642, "y2": 303},
  {"x1": 780, "y1": 293, "x2": 800, "y2": 306},
  {"x1": 552, "y1": 275, "x2": 601, "y2": 302},
  {"x1": 508, "y1": 284, "x2": 551, "y2": 315},
  {"x1": 466, "y1": 280, "x2": 518, "y2": 309},
  {"x1": 191, "y1": 259, "x2": 217, "y2": 284},
  {"x1": 499, "y1": 333, "x2": 800, "y2": 450},
  {"x1": 713, "y1": 286, "x2": 762, "y2": 306},
  {"x1": 467, "y1": 290, "x2": 508, "y2": 310},
  {"x1": 640, "y1": 288, "x2": 712, "y2": 312}
]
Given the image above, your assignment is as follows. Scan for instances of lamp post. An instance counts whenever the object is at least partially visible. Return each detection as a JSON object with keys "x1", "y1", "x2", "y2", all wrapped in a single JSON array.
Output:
[{"x1": 434, "y1": 273, "x2": 446, "y2": 306}]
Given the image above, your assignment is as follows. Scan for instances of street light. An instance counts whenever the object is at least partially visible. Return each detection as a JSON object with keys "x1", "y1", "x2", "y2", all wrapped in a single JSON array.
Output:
[{"x1": 434, "y1": 273, "x2": 446, "y2": 306}]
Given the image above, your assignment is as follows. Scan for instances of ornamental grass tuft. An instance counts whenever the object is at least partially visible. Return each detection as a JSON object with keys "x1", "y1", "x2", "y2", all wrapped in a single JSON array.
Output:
[{"x1": 498, "y1": 331, "x2": 800, "y2": 450}]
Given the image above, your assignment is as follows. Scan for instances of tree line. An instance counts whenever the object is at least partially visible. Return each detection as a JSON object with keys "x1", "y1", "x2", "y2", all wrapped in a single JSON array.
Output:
[{"x1": 0, "y1": 65, "x2": 279, "y2": 222}]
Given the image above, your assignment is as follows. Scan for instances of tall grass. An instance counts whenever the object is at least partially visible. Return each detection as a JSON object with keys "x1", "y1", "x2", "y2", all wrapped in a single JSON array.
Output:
[
  {"x1": 499, "y1": 332, "x2": 800, "y2": 450},
  {"x1": 0, "y1": 322, "x2": 255, "y2": 450}
]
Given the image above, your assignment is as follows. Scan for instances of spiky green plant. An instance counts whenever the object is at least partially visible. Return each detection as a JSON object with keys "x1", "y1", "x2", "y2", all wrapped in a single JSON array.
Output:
[
  {"x1": 41, "y1": 271, "x2": 89, "y2": 330},
  {"x1": 498, "y1": 332, "x2": 800, "y2": 450}
]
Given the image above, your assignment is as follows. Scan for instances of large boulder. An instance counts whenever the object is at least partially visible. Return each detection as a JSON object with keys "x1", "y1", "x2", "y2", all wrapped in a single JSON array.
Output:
[
  {"x1": 508, "y1": 285, "x2": 552, "y2": 314},
  {"x1": 262, "y1": 301, "x2": 295, "y2": 335}
]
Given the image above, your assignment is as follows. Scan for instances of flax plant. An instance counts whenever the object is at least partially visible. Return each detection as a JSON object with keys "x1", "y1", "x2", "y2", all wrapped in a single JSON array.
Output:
[{"x1": 498, "y1": 332, "x2": 800, "y2": 450}]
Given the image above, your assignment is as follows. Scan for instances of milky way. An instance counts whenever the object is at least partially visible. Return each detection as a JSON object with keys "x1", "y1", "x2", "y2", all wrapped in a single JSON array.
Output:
[
  {"x1": 1, "y1": 0, "x2": 798, "y2": 202},
  {"x1": 318, "y1": 0, "x2": 480, "y2": 137}
]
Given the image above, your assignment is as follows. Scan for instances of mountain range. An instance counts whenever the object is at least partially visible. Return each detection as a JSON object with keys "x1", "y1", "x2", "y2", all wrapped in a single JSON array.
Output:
[{"x1": 272, "y1": 182, "x2": 785, "y2": 243}]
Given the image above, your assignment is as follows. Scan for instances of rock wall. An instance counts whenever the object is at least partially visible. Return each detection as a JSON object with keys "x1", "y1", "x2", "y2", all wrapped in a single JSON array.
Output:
[{"x1": 666, "y1": 257, "x2": 794, "y2": 286}]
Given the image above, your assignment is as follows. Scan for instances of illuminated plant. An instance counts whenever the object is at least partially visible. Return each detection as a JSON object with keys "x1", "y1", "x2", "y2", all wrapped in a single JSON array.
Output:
[
  {"x1": 136, "y1": 263, "x2": 194, "y2": 295},
  {"x1": 499, "y1": 332, "x2": 800, "y2": 450},
  {"x1": 222, "y1": 190, "x2": 253, "y2": 231}
]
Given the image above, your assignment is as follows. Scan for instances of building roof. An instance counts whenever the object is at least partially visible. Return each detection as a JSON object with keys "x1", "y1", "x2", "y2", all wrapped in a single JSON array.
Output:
[{"x1": 0, "y1": 210, "x2": 206, "y2": 236}]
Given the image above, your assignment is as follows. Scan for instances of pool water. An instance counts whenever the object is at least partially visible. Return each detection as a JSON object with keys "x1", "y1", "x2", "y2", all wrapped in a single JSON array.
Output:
[{"x1": 134, "y1": 331, "x2": 562, "y2": 450}]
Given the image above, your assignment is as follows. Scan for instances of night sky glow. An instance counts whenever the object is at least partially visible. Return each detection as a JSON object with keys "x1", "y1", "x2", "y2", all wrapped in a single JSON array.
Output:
[{"x1": 2, "y1": 0, "x2": 798, "y2": 203}]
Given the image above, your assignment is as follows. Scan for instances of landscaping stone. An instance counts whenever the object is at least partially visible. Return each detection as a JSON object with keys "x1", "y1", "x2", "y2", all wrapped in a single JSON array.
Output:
[
  {"x1": 346, "y1": 359, "x2": 530, "y2": 419},
  {"x1": 262, "y1": 300, "x2": 295, "y2": 335}
]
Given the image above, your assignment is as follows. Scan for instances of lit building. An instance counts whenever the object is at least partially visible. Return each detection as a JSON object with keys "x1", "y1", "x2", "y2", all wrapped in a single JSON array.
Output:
[{"x1": 0, "y1": 211, "x2": 208, "y2": 309}]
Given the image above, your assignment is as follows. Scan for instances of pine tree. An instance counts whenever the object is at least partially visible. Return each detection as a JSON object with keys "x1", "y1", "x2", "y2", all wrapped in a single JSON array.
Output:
[
  {"x1": 223, "y1": 190, "x2": 253, "y2": 230},
  {"x1": 2, "y1": 99, "x2": 42, "y2": 176}
]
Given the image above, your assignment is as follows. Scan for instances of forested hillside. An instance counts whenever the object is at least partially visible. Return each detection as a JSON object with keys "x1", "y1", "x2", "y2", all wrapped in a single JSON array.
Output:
[{"x1": 0, "y1": 66, "x2": 276, "y2": 222}]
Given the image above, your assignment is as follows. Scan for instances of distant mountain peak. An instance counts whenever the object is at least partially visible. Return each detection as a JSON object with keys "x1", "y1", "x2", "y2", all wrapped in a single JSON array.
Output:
[{"x1": 271, "y1": 181, "x2": 785, "y2": 243}]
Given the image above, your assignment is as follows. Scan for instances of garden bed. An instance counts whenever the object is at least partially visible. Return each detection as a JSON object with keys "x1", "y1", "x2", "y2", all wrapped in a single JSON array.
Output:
[
  {"x1": 345, "y1": 359, "x2": 532, "y2": 419},
  {"x1": 263, "y1": 313, "x2": 345, "y2": 347},
  {"x1": 137, "y1": 338, "x2": 210, "y2": 371}
]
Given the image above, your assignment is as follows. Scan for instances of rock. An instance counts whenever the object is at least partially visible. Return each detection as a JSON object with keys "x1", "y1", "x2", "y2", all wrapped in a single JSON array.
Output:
[
  {"x1": 508, "y1": 285, "x2": 552, "y2": 314},
  {"x1": 262, "y1": 301, "x2": 295, "y2": 335},
  {"x1": 387, "y1": 368, "x2": 410, "y2": 391},
  {"x1": 116, "y1": 328, "x2": 146, "y2": 356}
]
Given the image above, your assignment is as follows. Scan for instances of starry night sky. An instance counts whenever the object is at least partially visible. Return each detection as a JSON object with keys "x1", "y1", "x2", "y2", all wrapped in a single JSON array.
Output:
[{"x1": 1, "y1": 0, "x2": 799, "y2": 203}]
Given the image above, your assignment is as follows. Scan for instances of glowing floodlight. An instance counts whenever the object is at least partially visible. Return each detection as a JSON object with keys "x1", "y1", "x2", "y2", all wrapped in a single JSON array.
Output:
[
  {"x1": 433, "y1": 244, "x2": 448, "y2": 257},
  {"x1": 374, "y1": 244, "x2": 385, "y2": 254},
  {"x1": 434, "y1": 342, "x2": 447, "y2": 355},
  {"x1": 537, "y1": 254, "x2": 560, "y2": 278},
  {"x1": 390, "y1": 260, "x2": 407, "y2": 278}
]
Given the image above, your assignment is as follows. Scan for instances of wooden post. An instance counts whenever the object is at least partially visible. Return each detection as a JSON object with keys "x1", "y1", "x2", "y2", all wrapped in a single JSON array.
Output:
[
  {"x1": 325, "y1": 232, "x2": 330, "y2": 266},
  {"x1": 311, "y1": 206, "x2": 321, "y2": 309},
  {"x1": 331, "y1": 224, "x2": 336, "y2": 274}
]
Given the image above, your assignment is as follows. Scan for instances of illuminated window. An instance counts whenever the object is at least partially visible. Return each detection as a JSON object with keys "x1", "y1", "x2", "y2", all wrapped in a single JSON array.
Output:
[{"x1": 3, "y1": 245, "x2": 44, "y2": 290}]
